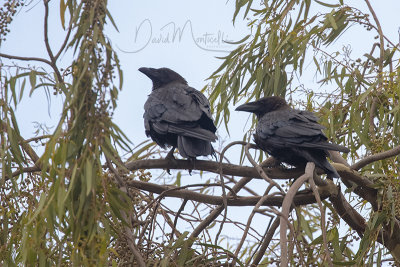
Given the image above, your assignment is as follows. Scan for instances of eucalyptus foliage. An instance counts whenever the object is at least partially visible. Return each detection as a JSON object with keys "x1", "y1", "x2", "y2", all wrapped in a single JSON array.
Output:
[
  {"x1": 205, "y1": 0, "x2": 400, "y2": 264},
  {"x1": 1, "y1": 0, "x2": 131, "y2": 265}
]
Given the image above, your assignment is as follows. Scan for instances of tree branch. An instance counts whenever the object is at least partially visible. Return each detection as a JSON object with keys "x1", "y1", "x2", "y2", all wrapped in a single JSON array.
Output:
[
  {"x1": 334, "y1": 163, "x2": 378, "y2": 210},
  {"x1": 364, "y1": 0, "x2": 384, "y2": 139},
  {"x1": 106, "y1": 158, "x2": 146, "y2": 267},
  {"x1": 280, "y1": 162, "x2": 315, "y2": 267},
  {"x1": 245, "y1": 143, "x2": 283, "y2": 193},
  {"x1": 329, "y1": 187, "x2": 366, "y2": 237},
  {"x1": 308, "y1": 170, "x2": 332, "y2": 266},
  {"x1": 233, "y1": 190, "x2": 276, "y2": 265},
  {"x1": 55, "y1": 22, "x2": 73, "y2": 61},
  {"x1": 43, "y1": 0, "x2": 63, "y2": 83},
  {"x1": 0, "y1": 52, "x2": 52, "y2": 66},
  {"x1": 188, "y1": 177, "x2": 253, "y2": 240},
  {"x1": 251, "y1": 215, "x2": 281, "y2": 266},
  {"x1": 126, "y1": 158, "x2": 304, "y2": 180},
  {"x1": 43, "y1": 0, "x2": 55, "y2": 63},
  {"x1": 216, "y1": 141, "x2": 247, "y2": 245},
  {"x1": 10, "y1": 166, "x2": 41, "y2": 178},
  {"x1": 127, "y1": 179, "x2": 330, "y2": 207},
  {"x1": 364, "y1": 0, "x2": 384, "y2": 70},
  {"x1": 351, "y1": 145, "x2": 400, "y2": 170},
  {"x1": 330, "y1": 176, "x2": 400, "y2": 261}
]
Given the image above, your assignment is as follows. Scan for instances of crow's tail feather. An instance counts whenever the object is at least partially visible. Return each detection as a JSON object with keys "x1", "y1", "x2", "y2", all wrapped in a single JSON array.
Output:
[
  {"x1": 169, "y1": 124, "x2": 217, "y2": 142},
  {"x1": 177, "y1": 136, "x2": 214, "y2": 158}
]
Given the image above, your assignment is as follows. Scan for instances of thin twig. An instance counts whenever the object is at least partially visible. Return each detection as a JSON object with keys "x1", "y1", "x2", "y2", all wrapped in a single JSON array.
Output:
[
  {"x1": 215, "y1": 141, "x2": 246, "y2": 245},
  {"x1": 172, "y1": 198, "x2": 187, "y2": 238},
  {"x1": 308, "y1": 172, "x2": 332, "y2": 266},
  {"x1": 0, "y1": 53, "x2": 52, "y2": 66},
  {"x1": 364, "y1": 0, "x2": 384, "y2": 71},
  {"x1": 135, "y1": 183, "x2": 237, "y2": 218},
  {"x1": 250, "y1": 215, "x2": 280, "y2": 266},
  {"x1": 244, "y1": 143, "x2": 284, "y2": 194},
  {"x1": 280, "y1": 162, "x2": 315, "y2": 267},
  {"x1": 189, "y1": 176, "x2": 253, "y2": 240},
  {"x1": 42, "y1": 0, "x2": 63, "y2": 83},
  {"x1": 365, "y1": 0, "x2": 384, "y2": 139},
  {"x1": 43, "y1": 0, "x2": 55, "y2": 62},
  {"x1": 224, "y1": 175, "x2": 259, "y2": 196},
  {"x1": 356, "y1": 43, "x2": 378, "y2": 92},
  {"x1": 55, "y1": 23, "x2": 73, "y2": 60},
  {"x1": 232, "y1": 187, "x2": 275, "y2": 266},
  {"x1": 22, "y1": 134, "x2": 52, "y2": 144}
]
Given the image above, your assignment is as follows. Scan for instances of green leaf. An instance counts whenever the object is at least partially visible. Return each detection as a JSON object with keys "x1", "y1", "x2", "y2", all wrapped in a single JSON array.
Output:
[
  {"x1": 299, "y1": 212, "x2": 313, "y2": 239},
  {"x1": 19, "y1": 78, "x2": 26, "y2": 103},
  {"x1": 60, "y1": 0, "x2": 66, "y2": 29},
  {"x1": 85, "y1": 158, "x2": 93, "y2": 196},
  {"x1": 224, "y1": 34, "x2": 251, "y2": 45},
  {"x1": 27, "y1": 192, "x2": 48, "y2": 224},
  {"x1": 331, "y1": 228, "x2": 342, "y2": 260},
  {"x1": 314, "y1": 0, "x2": 340, "y2": 8},
  {"x1": 29, "y1": 71, "x2": 37, "y2": 92},
  {"x1": 175, "y1": 172, "x2": 182, "y2": 187},
  {"x1": 106, "y1": 9, "x2": 119, "y2": 32}
]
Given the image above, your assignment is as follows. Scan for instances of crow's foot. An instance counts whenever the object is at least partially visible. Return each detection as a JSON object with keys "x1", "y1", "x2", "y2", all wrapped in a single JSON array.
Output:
[
  {"x1": 165, "y1": 148, "x2": 177, "y2": 175},
  {"x1": 187, "y1": 157, "x2": 196, "y2": 175}
]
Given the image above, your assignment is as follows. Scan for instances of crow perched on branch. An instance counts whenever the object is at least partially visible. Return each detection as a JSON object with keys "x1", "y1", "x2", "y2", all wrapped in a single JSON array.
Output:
[
  {"x1": 236, "y1": 96, "x2": 349, "y2": 179},
  {"x1": 139, "y1": 67, "x2": 217, "y2": 159}
]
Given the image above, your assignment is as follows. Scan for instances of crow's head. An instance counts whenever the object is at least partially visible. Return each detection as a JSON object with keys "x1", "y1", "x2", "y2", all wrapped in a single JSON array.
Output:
[
  {"x1": 139, "y1": 67, "x2": 187, "y2": 90},
  {"x1": 235, "y1": 96, "x2": 289, "y2": 118}
]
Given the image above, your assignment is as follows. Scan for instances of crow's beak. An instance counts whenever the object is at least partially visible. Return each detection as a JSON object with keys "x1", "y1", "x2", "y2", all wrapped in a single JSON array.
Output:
[
  {"x1": 235, "y1": 101, "x2": 260, "y2": 113},
  {"x1": 138, "y1": 67, "x2": 156, "y2": 78}
]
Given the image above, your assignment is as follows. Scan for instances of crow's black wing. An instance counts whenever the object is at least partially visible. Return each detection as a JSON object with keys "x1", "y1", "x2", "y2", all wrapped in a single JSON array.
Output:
[
  {"x1": 184, "y1": 86, "x2": 217, "y2": 133},
  {"x1": 257, "y1": 109, "x2": 348, "y2": 152},
  {"x1": 144, "y1": 83, "x2": 217, "y2": 142}
]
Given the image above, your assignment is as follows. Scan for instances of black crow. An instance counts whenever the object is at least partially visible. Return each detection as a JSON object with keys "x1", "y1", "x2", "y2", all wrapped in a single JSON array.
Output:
[
  {"x1": 139, "y1": 67, "x2": 217, "y2": 159},
  {"x1": 236, "y1": 96, "x2": 349, "y2": 179}
]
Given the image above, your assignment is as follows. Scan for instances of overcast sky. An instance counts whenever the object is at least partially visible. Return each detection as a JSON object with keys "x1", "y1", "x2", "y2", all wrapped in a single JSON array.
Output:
[{"x1": 3, "y1": 0, "x2": 399, "y2": 151}]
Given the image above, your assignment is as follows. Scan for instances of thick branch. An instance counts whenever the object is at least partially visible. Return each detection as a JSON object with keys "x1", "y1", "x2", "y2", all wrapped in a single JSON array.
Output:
[
  {"x1": 331, "y1": 172, "x2": 400, "y2": 260},
  {"x1": 351, "y1": 145, "x2": 400, "y2": 170},
  {"x1": 127, "y1": 179, "x2": 330, "y2": 207},
  {"x1": 126, "y1": 158, "x2": 303, "y2": 180},
  {"x1": 329, "y1": 188, "x2": 366, "y2": 236},
  {"x1": 334, "y1": 163, "x2": 378, "y2": 210}
]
